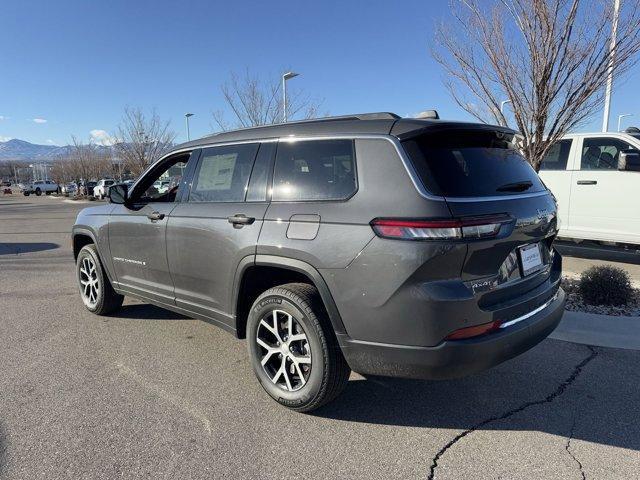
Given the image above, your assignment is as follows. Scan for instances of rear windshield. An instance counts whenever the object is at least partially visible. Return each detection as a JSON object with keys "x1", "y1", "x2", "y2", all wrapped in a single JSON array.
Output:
[{"x1": 402, "y1": 130, "x2": 546, "y2": 197}]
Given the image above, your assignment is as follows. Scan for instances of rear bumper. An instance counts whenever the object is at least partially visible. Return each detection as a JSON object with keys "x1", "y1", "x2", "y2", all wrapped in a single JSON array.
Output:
[{"x1": 338, "y1": 288, "x2": 565, "y2": 380}]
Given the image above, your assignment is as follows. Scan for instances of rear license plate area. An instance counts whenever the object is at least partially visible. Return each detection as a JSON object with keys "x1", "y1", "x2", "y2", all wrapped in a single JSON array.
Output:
[{"x1": 519, "y1": 243, "x2": 543, "y2": 277}]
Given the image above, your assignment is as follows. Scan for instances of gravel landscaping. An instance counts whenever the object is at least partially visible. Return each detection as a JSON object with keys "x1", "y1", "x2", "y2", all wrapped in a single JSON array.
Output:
[{"x1": 562, "y1": 277, "x2": 640, "y2": 316}]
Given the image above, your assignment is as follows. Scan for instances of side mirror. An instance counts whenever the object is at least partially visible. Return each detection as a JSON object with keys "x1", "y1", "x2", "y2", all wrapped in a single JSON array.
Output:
[
  {"x1": 618, "y1": 150, "x2": 640, "y2": 171},
  {"x1": 109, "y1": 184, "x2": 128, "y2": 204}
]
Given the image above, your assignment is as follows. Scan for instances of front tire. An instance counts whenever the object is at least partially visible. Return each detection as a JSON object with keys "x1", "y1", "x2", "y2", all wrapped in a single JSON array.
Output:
[
  {"x1": 247, "y1": 283, "x2": 350, "y2": 412},
  {"x1": 76, "y1": 244, "x2": 124, "y2": 315},
  {"x1": 35, "y1": 188, "x2": 42, "y2": 196}
]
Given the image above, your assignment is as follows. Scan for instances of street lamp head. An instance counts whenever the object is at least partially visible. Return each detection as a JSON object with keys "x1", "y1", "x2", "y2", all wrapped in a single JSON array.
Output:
[
  {"x1": 185, "y1": 113, "x2": 194, "y2": 118},
  {"x1": 283, "y1": 71, "x2": 299, "y2": 81}
]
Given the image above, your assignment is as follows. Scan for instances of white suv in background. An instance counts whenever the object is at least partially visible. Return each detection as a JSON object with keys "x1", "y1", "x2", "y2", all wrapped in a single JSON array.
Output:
[
  {"x1": 539, "y1": 132, "x2": 640, "y2": 246},
  {"x1": 93, "y1": 179, "x2": 116, "y2": 200}
]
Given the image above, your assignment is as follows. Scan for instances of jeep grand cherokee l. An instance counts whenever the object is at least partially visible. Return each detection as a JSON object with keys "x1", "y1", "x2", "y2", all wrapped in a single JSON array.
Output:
[{"x1": 72, "y1": 112, "x2": 565, "y2": 412}]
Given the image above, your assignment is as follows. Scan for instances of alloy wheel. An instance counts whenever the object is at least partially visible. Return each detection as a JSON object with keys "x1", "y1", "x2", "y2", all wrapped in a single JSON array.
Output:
[
  {"x1": 79, "y1": 256, "x2": 100, "y2": 307},
  {"x1": 256, "y1": 309, "x2": 311, "y2": 392}
]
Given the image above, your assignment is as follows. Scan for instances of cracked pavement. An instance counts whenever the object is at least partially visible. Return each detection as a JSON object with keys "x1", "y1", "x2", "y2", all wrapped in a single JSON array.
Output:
[{"x1": 1, "y1": 194, "x2": 640, "y2": 480}]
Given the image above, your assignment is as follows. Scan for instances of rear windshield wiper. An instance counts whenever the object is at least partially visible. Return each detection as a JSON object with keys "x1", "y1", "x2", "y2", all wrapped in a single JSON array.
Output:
[{"x1": 496, "y1": 181, "x2": 533, "y2": 192}]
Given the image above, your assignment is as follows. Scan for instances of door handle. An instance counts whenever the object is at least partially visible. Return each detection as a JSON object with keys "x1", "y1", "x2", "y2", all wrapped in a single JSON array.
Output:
[
  {"x1": 577, "y1": 180, "x2": 597, "y2": 185},
  {"x1": 227, "y1": 214, "x2": 255, "y2": 226},
  {"x1": 147, "y1": 211, "x2": 165, "y2": 221}
]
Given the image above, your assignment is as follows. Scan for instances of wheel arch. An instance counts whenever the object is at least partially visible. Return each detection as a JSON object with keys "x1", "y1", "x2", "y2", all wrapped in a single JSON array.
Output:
[
  {"x1": 72, "y1": 227, "x2": 117, "y2": 285},
  {"x1": 232, "y1": 255, "x2": 347, "y2": 339}
]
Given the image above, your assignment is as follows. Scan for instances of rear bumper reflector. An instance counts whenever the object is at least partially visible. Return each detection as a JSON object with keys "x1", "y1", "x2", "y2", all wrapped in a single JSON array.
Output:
[{"x1": 445, "y1": 291, "x2": 560, "y2": 340}]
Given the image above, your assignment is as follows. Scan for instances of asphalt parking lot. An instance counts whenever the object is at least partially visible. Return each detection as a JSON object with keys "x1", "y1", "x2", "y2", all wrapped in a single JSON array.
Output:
[{"x1": 1, "y1": 194, "x2": 639, "y2": 480}]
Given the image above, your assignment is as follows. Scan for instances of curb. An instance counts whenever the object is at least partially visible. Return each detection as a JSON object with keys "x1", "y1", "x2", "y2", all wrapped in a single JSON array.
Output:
[{"x1": 550, "y1": 310, "x2": 640, "y2": 351}]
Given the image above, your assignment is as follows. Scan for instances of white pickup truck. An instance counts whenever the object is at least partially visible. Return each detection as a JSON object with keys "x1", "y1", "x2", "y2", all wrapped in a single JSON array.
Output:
[
  {"x1": 539, "y1": 132, "x2": 640, "y2": 246},
  {"x1": 21, "y1": 180, "x2": 59, "y2": 196}
]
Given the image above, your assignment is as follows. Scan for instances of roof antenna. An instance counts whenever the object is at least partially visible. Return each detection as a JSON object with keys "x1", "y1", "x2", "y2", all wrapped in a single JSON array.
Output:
[{"x1": 415, "y1": 110, "x2": 440, "y2": 120}]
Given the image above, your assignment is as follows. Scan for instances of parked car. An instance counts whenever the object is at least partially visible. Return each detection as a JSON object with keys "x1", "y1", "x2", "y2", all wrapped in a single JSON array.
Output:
[
  {"x1": 85, "y1": 181, "x2": 97, "y2": 196},
  {"x1": 72, "y1": 112, "x2": 564, "y2": 411},
  {"x1": 21, "y1": 179, "x2": 58, "y2": 196},
  {"x1": 61, "y1": 183, "x2": 78, "y2": 197},
  {"x1": 539, "y1": 131, "x2": 640, "y2": 246},
  {"x1": 93, "y1": 179, "x2": 115, "y2": 199},
  {"x1": 1, "y1": 180, "x2": 11, "y2": 187},
  {"x1": 152, "y1": 179, "x2": 171, "y2": 194}
]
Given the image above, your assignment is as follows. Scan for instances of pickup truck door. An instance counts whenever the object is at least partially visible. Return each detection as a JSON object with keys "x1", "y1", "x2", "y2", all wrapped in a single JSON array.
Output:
[
  {"x1": 569, "y1": 135, "x2": 640, "y2": 244},
  {"x1": 108, "y1": 152, "x2": 195, "y2": 304},
  {"x1": 538, "y1": 138, "x2": 575, "y2": 234},
  {"x1": 166, "y1": 142, "x2": 273, "y2": 329}
]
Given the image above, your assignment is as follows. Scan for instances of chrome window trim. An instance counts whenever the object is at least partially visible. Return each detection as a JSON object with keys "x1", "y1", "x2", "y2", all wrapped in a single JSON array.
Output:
[{"x1": 142, "y1": 134, "x2": 551, "y2": 204}]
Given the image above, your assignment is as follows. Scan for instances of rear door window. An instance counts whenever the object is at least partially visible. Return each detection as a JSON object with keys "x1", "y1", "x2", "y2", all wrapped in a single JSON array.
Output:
[
  {"x1": 540, "y1": 140, "x2": 572, "y2": 171},
  {"x1": 189, "y1": 143, "x2": 259, "y2": 202},
  {"x1": 272, "y1": 139, "x2": 356, "y2": 201},
  {"x1": 402, "y1": 130, "x2": 545, "y2": 197}
]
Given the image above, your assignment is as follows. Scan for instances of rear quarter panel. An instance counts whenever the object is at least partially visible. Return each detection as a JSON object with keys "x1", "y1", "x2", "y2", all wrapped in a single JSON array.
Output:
[{"x1": 257, "y1": 138, "x2": 452, "y2": 268}]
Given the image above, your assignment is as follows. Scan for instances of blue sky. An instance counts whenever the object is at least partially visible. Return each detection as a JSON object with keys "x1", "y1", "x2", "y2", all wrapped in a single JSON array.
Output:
[{"x1": 1, "y1": 0, "x2": 639, "y2": 146}]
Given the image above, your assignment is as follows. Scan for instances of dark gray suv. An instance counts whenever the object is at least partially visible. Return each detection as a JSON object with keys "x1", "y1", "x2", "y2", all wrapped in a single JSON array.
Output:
[{"x1": 72, "y1": 112, "x2": 565, "y2": 411}]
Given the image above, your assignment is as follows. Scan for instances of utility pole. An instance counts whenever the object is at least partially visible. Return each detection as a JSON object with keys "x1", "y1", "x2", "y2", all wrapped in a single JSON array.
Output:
[{"x1": 602, "y1": 0, "x2": 621, "y2": 132}]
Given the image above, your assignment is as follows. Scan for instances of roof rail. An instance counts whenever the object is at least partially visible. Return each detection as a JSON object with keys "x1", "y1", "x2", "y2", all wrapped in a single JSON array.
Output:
[{"x1": 192, "y1": 112, "x2": 402, "y2": 143}]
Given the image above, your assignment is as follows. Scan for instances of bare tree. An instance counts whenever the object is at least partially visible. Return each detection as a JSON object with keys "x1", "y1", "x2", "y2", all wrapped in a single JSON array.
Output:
[
  {"x1": 51, "y1": 137, "x2": 114, "y2": 185},
  {"x1": 433, "y1": 0, "x2": 640, "y2": 170},
  {"x1": 0, "y1": 160, "x2": 21, "y2": 184},
  {"x1": 113, "y1": 107, "x2": 175, "y2": 176},
  {"x1": 212, "y1": 70, "x2": 323, "y2": 131}
]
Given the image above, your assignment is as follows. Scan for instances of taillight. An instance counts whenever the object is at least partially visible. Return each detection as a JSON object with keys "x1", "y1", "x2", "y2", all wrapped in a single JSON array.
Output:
[{"x1": 370, "y1": 215, "x2": 512, "y2": 241}]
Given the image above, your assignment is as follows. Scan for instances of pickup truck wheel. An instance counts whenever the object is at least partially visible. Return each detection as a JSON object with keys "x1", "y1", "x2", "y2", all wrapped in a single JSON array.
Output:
[
  {"x1": 247, "y1": 283, "x2": 350, "y2": 412},
  {"x1": 76, "y1": 244, "x2": 123, "y2": 315},
  {"x1": 35, "y1": 188, "x2": 42, "y2": 196},
  {"x1": 23, "y1": 192, "x2": 30, "y2": 196}
]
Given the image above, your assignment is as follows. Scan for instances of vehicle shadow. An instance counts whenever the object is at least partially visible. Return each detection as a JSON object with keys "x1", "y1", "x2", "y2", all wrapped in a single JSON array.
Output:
[
  {"x1": 117, "y1": 303, "x2": 190, "y2": 321},
  {"x1": 315, "y1": 340, "x2": 640, "y2": 453},
  {"x1": 0, "y1": 242, "x2": 59, "y2": 255}
]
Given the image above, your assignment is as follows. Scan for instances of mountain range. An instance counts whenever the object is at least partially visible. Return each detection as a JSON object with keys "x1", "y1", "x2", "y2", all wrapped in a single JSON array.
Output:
[
  {"x1": 0, "y1": 139, "x2": 111, "y2": 161},
  {"x1": 0, "y1": 139, "x2": 68, "y2": 161}
]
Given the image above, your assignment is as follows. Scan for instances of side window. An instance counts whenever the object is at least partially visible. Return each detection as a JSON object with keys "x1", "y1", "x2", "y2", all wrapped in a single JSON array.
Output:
[
  {"x1": 134, "y1": 152, "x2": 192, "y2": 203},
  {"x1": 581, "y1": 138, "x2": 633, "y2": 171},
  {"x1": 272, "y1": 139, "x2": 357, "y2": 201},
  {"x1": 189, "y1": 143, "x2": 259, "y2": 202},
  {"x1": 540, "y1": 140, "x2": 572, "y2": 171}
]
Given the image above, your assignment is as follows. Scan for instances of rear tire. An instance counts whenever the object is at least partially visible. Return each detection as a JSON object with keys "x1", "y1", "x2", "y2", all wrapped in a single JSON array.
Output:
[
  {"x1": 23, "y1": 192, "x2": 29, "y2": 196},
  {"x1": 247, "y1": 283, "x2": 350, "y2": 412},
  {"x1": 76, "y1": 244, "x2": 124, "y2": 315}
]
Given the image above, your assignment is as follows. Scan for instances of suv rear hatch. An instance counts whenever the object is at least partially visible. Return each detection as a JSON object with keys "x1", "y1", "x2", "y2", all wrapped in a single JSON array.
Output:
[{"x1": 396, "y1": 124, "x2": 560, "y2": 311}]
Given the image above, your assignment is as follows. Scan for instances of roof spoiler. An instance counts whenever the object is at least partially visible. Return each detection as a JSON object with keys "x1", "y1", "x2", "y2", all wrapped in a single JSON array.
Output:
[{"x1": 414, "y1": 110, "x2": 440, "y2": 120}]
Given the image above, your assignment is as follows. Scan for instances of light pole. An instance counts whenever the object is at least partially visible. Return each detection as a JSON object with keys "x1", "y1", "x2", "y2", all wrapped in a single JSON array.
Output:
[
  {"x1": 500, "y1": 99, "x2": 512, "y2": 114},
  {"x1": 618, "y1": 113, "x2": 633, "y2": 131},
  {"x1": 602, "y1": 0, "x2": 621, "y2": 132},
  {"x1": 282, "y1": 71, "x2": 299, "y2": 122},
  {"x1": 185, "y1": 113, "x2": 194, "y2": 141}
]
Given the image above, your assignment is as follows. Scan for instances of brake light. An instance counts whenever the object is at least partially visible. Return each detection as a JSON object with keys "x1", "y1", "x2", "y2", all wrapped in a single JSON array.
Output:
[{"x1": 370, "y1": 215, "x2": 511, "y2": 241}]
